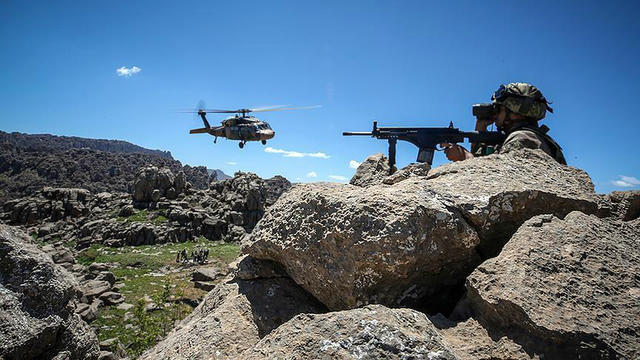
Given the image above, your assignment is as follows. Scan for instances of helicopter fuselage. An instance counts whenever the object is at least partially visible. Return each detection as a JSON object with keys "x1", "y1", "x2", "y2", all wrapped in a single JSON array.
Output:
[{"x1": 218, "y1": 116, "x2": 275, "y2": 141}]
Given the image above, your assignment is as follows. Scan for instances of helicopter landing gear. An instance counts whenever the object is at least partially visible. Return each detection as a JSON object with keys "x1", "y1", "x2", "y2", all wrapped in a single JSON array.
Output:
[
  {"x1": 261, "y1": 140, "x2": 267, "y2": 145},
  {"x1": 214, "y1": 136, "x2": 217, "y2": 144},
  {"x1": 239, "y1": 141, "x2": 245, "y2": 149}
]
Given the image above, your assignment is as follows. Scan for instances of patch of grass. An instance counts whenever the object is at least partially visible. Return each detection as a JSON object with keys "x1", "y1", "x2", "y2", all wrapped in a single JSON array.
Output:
[
  {"x1": 87, "y1": 239, "x2": 241, "y2": 358},
  {"x1": 77, "y1": 246, "x2": 100, "y2": 265},
  {"x1": 151, "y1": 214, "x2": 168, "y2": 225},
  {"x1": 63, "y1": 239, "x2": 77, "y2": 250}
]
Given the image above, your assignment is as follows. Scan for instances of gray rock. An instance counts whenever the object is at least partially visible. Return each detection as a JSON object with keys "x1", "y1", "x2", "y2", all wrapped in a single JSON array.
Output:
[
  {"x1": 97, "y1": 351, "x2": 118, "y2": 360},
  {"x1": 99, "y1": 338, "x2": 117, "y2": 351},
  {"x1": 174, "y1": 171, "x2": 186, "y2": 193},
  {"x1": 88, "y1": 262, "x2": 110, "y2": 273},
  {"x1": 244, "y1": 149, "x2": 599, "y2": 311},
  {"x1": 349, "y1": 153, "x2": 395, "y2": 187},
  {"x1": 99, "y1": 291, "x2": 124, "y2": 306},
  {"x1": 133, "y1": 166, "x2": 159, "y2": 202},
  {"x1": 118, "y1": 204, "x2": 135, "y2": 217},
  {"x1": 464, "y1": 212, "x2": 640, "y2": 359},
  {"x1": 139, "y1": 277, "x2": 326, "y2": 360},
  {"x1": 81, "y1": 280, "x2": 112, "y2": 302},
  {"x1": 79, "y1": 299, "x2": 102, "y2": 323},
  {"x1": 157, "y1": 167, "x2": 175, "y2": 193},
  {"x1": 597, "y1": 190, "x2": 640, "y2": 221},
  {"x1": 432, "y1": 316, "x2": 533, "y2": 360},
  {"x1": 116, "y1": 303, "x2": 134, "y2": 311},
  {"x1": 0, "y1": 225, "x2": 99, "y2": 359},
  {"x1": 94, "y1": 271, "x2": 116, "y2": 286},
  {"x1": 191, "y1": 267, "x2": 224, "y2": 282},
  {"x1": 383, "y1": 162, "x2": 431, "y2": 185},
  {"x1": 242, "y1": 305, "x2": 457, "y2": 359}
]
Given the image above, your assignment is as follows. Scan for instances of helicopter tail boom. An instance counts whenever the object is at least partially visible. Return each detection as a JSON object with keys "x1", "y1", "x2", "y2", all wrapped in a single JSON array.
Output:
[{"x1": 189, "y1": 128, "x2": 210, "y2": 134}]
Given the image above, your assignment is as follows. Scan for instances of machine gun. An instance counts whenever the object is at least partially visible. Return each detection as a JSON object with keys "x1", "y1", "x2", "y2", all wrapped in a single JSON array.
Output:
[{"x1": 343, "y1": 121, "x2": 506, "y2": 168}]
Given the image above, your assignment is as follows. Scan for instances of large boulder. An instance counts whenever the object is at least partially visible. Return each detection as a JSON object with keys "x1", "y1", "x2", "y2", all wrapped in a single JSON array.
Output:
[
  {"x1": 0, "y1": 225, "x2": 99, "y2": 359},
  {"x1": 139, "y1": 276, "x2": 326, "y2": 360},
  {"x1": 242, "y1": 305, "x2": 457, "y2": 359},
  {"x1": 244, "y1": 149, "x2": 599, "y2": 311},
  {"x1": 349, "y1": 153, "x2": 394, "y2": 187},
  {"x1": 132, "y1": 166, "x2": 159, "y2": 202},
  {"x1": 463, "y1": 212, "x2": 640, "y2": 359}
]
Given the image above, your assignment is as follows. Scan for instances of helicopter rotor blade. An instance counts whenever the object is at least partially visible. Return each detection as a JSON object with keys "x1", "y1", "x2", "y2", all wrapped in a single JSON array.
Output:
[
  {"x1": 250, "y1": 105, "x2": 321, "y2": 112},
  {"x1": 247, "y1": 105, "x2": 290, "y2": 112}
]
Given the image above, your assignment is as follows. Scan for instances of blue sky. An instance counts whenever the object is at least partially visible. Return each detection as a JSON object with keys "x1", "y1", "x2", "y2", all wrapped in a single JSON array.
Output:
[{"x1": 1, "y1": 1, "x2": 638, "y2": 193}]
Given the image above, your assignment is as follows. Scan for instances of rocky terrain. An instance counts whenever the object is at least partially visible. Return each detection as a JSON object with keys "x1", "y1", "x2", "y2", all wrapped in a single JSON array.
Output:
[
  {"x1": 1, "y1": 136, "x2": 639, "y2": 359},
  {"x1": 0, "y1": 130, "x2": 229, "y2": 202},
  {"x1": 142, "y1": 149, "x2": 639, "y2": 359},
  {"x1": 1, "y1": 167, "x2": 291, "y2": 248}
]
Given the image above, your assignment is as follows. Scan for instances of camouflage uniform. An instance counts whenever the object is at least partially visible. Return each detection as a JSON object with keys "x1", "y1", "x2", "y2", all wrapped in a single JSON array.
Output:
[{"x1": 491, "y1": 83, "x2": 566, "y2": 165}]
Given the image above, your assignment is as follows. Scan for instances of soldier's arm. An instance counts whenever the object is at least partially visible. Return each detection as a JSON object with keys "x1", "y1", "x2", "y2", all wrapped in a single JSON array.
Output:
[{"x1": 441, "y1": 143, "x2": 474, "y2": 162}]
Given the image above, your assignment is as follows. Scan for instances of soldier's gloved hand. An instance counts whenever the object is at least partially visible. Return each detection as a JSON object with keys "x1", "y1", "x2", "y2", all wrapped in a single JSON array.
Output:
[{"x1": 440, "y1": 143, "x2": 474, "y2": 162}]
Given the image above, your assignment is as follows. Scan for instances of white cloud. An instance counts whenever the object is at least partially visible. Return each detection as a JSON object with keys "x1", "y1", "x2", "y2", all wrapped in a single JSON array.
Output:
[
  {"x1": 116, "y1": 66, "x2": 141, "y2": 77},
  {"x1": 307, "y1": 152, "x2": 331, "y2": 159},
  {"x1": 329, "y1": 175, "x2": 347, "y2": 181},
  {"x1": 226, "y1": 161, "x2": 237, "y2": 165},
  {"x1": 264, "y1": 147, "x2": 330, "y2": 159},
  {"x1": 306, "y1": 171, "x2": 317, "y2": 178},
  {"x1": 612, "y1": 175, "x2": 640, "y2": 188},
  {"x1": 349, "y1": 160, "x2": 361, "y2": 169}
]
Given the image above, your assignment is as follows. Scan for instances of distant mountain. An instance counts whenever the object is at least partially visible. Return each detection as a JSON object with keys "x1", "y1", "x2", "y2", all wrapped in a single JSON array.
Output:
[
  {"x1": 0, "y1": 131, "x2": 211, "y2": 201},
  {"x1": 208, "y1": 168, "x2": 232, "y2": 181},
  {"x1": 0, "y1": 131, "x2": 173, "y2": 159}
]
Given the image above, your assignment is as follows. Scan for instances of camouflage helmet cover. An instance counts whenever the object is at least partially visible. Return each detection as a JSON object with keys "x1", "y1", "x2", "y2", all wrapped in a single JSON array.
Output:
[{"x1": 491, "y1": 83, "x2": 553, "y2": 120}]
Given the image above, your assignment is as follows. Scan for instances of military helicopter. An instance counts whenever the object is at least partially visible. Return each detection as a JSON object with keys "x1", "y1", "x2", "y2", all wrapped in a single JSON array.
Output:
[{"x1": 184, "y1": 104, "x2": 319, "y2": 148}]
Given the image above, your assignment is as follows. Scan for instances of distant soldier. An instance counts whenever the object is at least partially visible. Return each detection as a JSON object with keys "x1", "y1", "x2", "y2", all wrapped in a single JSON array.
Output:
[
  {"x1": 443, "y1": 83, "x2": 566, "y2": 164},
  {"x1": 176, "y1": 251, "x2": 181, "y2": 263}
]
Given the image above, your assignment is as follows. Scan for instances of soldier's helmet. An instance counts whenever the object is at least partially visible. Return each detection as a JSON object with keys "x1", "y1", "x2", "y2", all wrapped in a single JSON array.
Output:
[{"x1": 491, "y1": 83, "x2": 553, "y2": 120}]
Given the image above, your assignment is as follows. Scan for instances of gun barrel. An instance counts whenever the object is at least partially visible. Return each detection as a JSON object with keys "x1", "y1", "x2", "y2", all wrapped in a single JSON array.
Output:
[{"x1": 342, "y1": 132, "x2": 373, "y2": 136}]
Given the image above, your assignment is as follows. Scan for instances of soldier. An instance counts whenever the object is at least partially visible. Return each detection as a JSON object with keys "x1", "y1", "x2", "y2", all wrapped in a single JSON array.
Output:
[{"x1": 443, "y1": 83, "x2": 566, "y2": 164}]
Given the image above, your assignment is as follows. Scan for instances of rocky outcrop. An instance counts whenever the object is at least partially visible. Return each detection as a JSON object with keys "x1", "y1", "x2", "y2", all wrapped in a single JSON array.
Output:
[
  {"x1": 139, "y1": 274, "x2": 326, "y2": 360},
  {"x1": 349, "y1": 153, "x2": 395, "y2": 187},
  {"x1": 244, "y1": 149, "x2": 599, "y2": 311},
  {"x1": 0, "y1": 143, "x2": 211, "y2": 202},
  {"x1": 2, "y1": 187, "x2": 91, "y2": 225},
  {"x1": 0, "y1": 224, "x2": 99, "y2": 359},
  {"x1": 597, "y1": 190, "x2": 640, "y2": 221},
  {"x1": 133, "y1": 166, "x2": 191, "y2": 203},
  {"x1": 263, "y1": 175, "x2": 292, "y2": 206},
  {"x1": 461, "y1": 212, "x2": 640, "y2": 359},
  {"x1": 1, "y1": 171, "x2": 291, "y2": 247},
  {"x1": 242, "y1": 305, "x2": 457, "y2": 359}
]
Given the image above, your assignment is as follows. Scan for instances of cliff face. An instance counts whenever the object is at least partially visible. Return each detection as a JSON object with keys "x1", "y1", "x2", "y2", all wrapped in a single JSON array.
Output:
[{"x1": 0, "y1": 131, "x2": 211, "y2": 202}]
